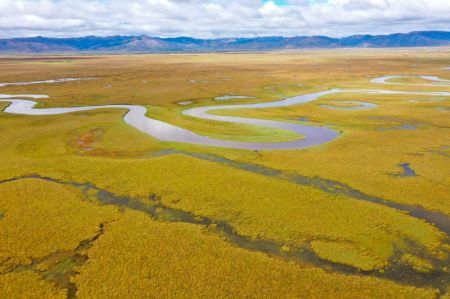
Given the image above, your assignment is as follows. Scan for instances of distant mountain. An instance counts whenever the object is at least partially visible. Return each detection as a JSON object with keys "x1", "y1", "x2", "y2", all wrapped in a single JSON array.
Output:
[{"x1": 1, "y1": 31, "x2": 449, "y2": 53}]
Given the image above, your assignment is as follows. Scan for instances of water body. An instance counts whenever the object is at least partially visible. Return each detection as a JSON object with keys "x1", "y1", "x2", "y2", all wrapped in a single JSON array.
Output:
[
  {"x1": 1, "y1": 77, "x2": 450, "y2": 150},
  {"x1": 177, "y1": 101, "x2": 194, "y2": 106},
  {"x1": 214, "y1": 95, "x2": 256, "y2": 101},
  {"x1": 407, "y1": 97, "x2": 447, "y2": 103},
  {"x1": 190, "y1": 78, "x2": 231, "y2": 84},
  {"x1": 0, "y1": 78, "x2": 96, "y2": 87},
  {"x1": 394, "y1": 163, "x2": 417, "y2": 177},
  {"x1": 370, "y1": 75, "x2": 450, "y2": 87},
  {"x1": 180, "y1": 89, "x2": 450, "y2": 150},
  {"x1": 319, "y1": 101, "x2": 378, "y2": 110},
  {"x1": 0, "y1": 95, "x2": 338, "y2": 150}
]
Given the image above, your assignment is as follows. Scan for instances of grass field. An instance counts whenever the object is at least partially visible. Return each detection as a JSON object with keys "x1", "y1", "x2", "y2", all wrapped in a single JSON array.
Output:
[{"x1": 0, "y1": 48, "x2": 449, "y2": 298}]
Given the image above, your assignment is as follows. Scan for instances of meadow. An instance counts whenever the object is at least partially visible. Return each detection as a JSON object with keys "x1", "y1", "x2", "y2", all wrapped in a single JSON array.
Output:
[{"x1": 0, "y1": 48, "x2": 449, "y2": 298}]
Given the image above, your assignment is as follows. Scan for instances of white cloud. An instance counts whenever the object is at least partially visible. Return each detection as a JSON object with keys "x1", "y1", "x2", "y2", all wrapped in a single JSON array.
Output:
[{"x1": 0, "y1": 0, "x2": 448, "y2": 38}]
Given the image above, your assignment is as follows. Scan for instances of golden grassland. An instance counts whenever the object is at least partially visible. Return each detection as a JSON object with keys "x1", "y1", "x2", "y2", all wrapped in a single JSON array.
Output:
[
  {"x1": 74, "y1": 210, "x2": 439, "y2": 299},
  {"x1": 0, "y1": 179, "x2": 441, "y2": 298},
  {"x1": 0, "y1": 179, "x2": 119, "y2": 271},
  {"x1": 0, "y1": 271, "x2": 66, "y2": 299},
  {"x1": 213, "y1": 91, "x2": 450, "y2": 214},
  {"x1": 318, "y1": 100, "x2": 364, "y2": 107},
  {"x1": 0, "y1": 48, "x2": 449, "y2": 297}
]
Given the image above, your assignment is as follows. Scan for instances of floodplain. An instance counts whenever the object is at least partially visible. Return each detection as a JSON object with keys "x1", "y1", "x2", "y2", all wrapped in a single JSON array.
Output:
[{"x1": 0, "y1": 48, "x2": 449, "y2": 298}]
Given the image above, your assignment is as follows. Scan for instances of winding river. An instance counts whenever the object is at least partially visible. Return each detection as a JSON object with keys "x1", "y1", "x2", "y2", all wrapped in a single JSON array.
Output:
[
  {"x1": 0, "y1": 75, "x2": 449, "y2": 150},
  {"x1": 370, "y1": 75, "x2": 450, "y2": 87}
]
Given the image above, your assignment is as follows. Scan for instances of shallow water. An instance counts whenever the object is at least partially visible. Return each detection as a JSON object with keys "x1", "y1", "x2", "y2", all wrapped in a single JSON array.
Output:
[
  {"x1": 214, "y1": 95, "x2": 256, "y2": 101},
  {"x1": 394, "y1": 163, "x2": 417, "y2": 177},
  {"x1": 0, "y1": 78, "x2": 96, "y2": 87},
  {"x1": 370, "y1": 75, "x2": 450, "y2": 87},
  {"x1": 177, "y1": 101, "x2": 194, "y2": 106},
  {"x1": 1, "y1": 76, "x2": 450, "y2": 150},
  {"x1": 407, "y1": 97, "x2": 447, "y2": 102}
]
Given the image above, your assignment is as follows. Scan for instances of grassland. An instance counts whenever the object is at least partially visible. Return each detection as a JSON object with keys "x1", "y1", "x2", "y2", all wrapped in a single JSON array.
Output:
[{"x1": 0, "y1": 49, "x2": 449, "y2": 298}]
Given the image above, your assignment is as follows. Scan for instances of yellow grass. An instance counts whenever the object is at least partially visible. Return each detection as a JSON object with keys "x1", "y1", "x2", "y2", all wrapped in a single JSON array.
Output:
[
  {"x1": 73, "y1": 210, "x2": 439, "y2": 298},
  {"x1": 0, "y1": 179, "x2": 119, "y2": 271},
  {"x1": 0, "y1": 48, "x2": 449, "y2": 297},
  {"x1": 0, "y1": 271, "x2": 66, "y2": 298}
]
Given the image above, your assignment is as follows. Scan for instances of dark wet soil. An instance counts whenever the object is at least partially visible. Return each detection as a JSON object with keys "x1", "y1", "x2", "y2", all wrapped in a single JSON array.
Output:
[{"x1": 7, "y1": 222, "x2": 109, "y2": 299}]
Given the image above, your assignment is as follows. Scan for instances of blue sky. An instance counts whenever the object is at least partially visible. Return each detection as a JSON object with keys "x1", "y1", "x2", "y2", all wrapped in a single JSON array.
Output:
[
  {"x1": 263, "y1": 0, "x2": 288, "y2": 6},
  {"x1": 0, "y1": 0, "x2": 449, "y2": 38}
]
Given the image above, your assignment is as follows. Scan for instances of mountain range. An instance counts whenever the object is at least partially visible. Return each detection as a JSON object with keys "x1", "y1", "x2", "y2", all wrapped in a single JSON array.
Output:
[{"x1": 1, "y1": 31, "x2": 449, "y2": 53}]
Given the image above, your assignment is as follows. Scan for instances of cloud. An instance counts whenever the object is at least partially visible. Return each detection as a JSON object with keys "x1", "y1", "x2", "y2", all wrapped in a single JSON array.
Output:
[{"x1": 0, "y1": 0, "x2": 448, "y2": 38}]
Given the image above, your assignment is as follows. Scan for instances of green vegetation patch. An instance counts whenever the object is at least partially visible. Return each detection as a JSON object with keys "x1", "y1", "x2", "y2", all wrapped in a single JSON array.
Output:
[
  {"x1": 320, "y1": 101, "x2": 363, "y2": 107},
  {"x1": 311, "y1": 240, "x2": 388, "y2": 271}
]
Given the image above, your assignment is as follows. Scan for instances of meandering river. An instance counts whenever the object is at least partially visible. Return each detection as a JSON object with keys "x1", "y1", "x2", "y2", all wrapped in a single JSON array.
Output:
[{"x1": 1, "y1": 75, "x2": 449, "y2": 150}]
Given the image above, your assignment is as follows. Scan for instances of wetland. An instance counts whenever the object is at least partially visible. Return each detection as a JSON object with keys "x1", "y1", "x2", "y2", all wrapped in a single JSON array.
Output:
[{"x1": 0, "y1": 49, "x2": 449, "y2": 298}]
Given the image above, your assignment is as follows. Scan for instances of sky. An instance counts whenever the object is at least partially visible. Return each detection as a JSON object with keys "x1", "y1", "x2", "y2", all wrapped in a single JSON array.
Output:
[{"x1": 0, "y1": 0, "x2": 449, "y2": 39}]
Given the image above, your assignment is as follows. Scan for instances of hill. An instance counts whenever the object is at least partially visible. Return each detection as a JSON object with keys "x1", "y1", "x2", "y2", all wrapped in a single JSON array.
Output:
[{"x1": 1, "y1": 31, "x2": 449, "y2": 53}]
